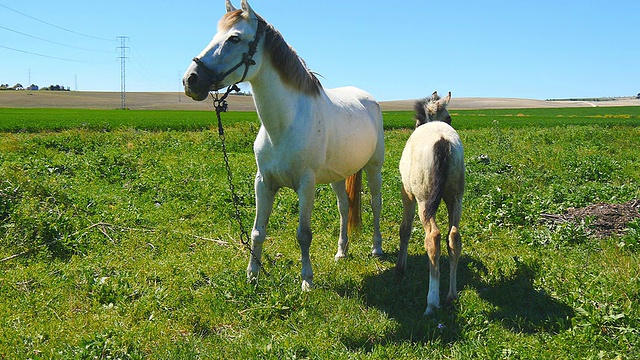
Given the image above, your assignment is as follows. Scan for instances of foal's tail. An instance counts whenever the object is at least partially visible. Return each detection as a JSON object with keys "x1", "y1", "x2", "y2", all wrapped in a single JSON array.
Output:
[
  {"x1": 425, "y1": 138, "x2": 451, "y2": 220},
  {"x1": 346, "y1": 170, "x2": 363, "y2": 234}
]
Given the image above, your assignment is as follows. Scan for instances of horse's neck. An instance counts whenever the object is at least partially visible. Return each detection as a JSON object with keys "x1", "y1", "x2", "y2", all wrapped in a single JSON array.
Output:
[{"x1": 249, "y1": 63, "x2": 318, "y2": 142}]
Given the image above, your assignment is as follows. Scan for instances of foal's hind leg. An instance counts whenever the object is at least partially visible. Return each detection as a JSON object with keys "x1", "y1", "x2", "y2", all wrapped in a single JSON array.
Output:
[
  {"x1": 331, "y1": 180, "x2": 349, "y2": 259},
  {"x1": 418, "y1": 200, "x2": 441, "y2": 316},
  {"x1": 396, "y1": 186, "x2": 415, "y2": 275},
  {"x1": 445, "y1": 197, "x2": 463, "y2": 304}
]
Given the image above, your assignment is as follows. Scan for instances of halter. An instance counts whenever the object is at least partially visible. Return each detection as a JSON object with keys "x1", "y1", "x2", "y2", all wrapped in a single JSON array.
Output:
[{"x1": 191, "y1": 19, "x2": 265, "y2": 90}]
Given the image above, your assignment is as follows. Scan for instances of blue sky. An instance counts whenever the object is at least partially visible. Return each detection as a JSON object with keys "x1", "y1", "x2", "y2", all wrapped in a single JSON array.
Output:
[{"x1": 1, "y1": 0, "x2": 638, "y2": 101}]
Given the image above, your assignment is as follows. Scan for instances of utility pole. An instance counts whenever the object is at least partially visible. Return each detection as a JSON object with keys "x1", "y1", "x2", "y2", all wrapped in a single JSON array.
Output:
[
  {"x1": 117, "y1": 36, "x2": 129, "y2": 109},
  {"x1": 178, "y1": 70, "x2": 182, "y2": 102}
]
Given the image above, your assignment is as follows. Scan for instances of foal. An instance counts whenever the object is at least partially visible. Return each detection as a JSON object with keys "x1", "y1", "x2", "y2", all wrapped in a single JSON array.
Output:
[{"x1": 396, "y1": 91, "x2": 465, "y2": 315}]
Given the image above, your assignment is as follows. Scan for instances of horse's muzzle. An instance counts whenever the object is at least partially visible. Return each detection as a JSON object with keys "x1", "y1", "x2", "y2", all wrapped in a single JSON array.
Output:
[
  {"x1": 183, "y1": 61, "x2": 221, "y2": 101},
  {"x1": 183, "y1": 73, "x2": 210, "y2": 101},
  {"x1": 183, "y1": 75, "x2": 214, "y2": 101}
]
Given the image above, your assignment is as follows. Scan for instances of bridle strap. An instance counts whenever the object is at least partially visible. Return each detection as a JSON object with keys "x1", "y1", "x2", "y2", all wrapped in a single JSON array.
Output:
[{"x1": 192, "y1": 19, "x2": 265, "y2": 87}]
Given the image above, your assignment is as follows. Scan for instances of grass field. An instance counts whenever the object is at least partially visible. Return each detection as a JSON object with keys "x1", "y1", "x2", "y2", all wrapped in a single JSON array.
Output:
[{"x1": 1, "y1": 106, "x2": 639, "y2": 358}]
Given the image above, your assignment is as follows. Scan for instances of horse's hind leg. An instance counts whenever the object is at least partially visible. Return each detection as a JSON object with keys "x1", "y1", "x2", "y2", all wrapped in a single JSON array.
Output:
[
  {"x1": 331, "y1": 180, "x2": 349, "y2": 259},
  {"x1": 396, "y1": 186, "x2": 415, "y2": 276},
  {"x1": 248, "y1": 176, "x2": 277, "y2": 283},
  {"x1": 445, "y1": 197, "x2": 462, "y2": 304},
  {"x1": 419, "y1": 200, "x2": 441, "y2": 316},
  {"x1": 364, "y1": 164, "x2": 383, "y2": 256}
]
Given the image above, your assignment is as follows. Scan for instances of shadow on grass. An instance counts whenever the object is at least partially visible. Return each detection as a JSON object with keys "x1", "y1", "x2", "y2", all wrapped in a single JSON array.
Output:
[{"x1": 351, "y1": 253, "x2": 574, "y2": 346}]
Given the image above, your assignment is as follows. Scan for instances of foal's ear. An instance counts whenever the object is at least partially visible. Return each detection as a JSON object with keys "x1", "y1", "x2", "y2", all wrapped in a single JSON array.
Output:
[
  {"x1": 241, "y1": 0, "x2": 257, "y2": 19},
  {"x1": 226, "y1": 0, "x2": 237, "y2": 12},
  {"x1": 438, "y1": 91, "x2": 452, "y2": 109}
]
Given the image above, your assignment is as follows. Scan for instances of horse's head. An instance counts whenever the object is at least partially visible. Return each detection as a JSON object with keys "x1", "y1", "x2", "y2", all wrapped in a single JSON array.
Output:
[
  {"x1": 414, "y1": 91, "x2": 452, "y2": 127},
  {"x1": 183, "y1": 0, "x2": 264, "y2": 101}
]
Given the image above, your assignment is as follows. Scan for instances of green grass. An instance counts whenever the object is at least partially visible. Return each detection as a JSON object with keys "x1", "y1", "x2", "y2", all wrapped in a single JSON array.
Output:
[
  {"x1": 0, "y1": 108, "x2": 259, "y2": 132},
  {"x1": 1, "y1": 107, "x2": 639, "y2": 358},
  {"x1": 382, "y1": 106, "x2": 640, "y2": 130},
  {"x1": 2, "y1": 106, "x2": 639, "y2": 132}
]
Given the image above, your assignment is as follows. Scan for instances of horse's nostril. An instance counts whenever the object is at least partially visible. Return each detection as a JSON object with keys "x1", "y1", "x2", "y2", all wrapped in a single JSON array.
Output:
[{"x1": 187, "y1": 73, "x2": 199, "y2": 87}]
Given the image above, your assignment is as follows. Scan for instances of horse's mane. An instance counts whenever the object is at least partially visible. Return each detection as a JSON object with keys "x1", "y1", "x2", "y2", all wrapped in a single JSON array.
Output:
[
  {"x1": 221, "y1": 10, "x2": 322, "y2": 96},
  {"x1": 414, "y1": 93, "x2": 440, "y2": 123}
]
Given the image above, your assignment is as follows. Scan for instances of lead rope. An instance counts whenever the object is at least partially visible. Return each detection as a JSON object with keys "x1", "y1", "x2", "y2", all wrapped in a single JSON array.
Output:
[{"x1": 212, "y1": 87, "x2": 269, "y2": 277}]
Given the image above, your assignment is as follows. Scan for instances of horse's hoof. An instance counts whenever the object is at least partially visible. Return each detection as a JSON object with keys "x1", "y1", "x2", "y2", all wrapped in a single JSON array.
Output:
[
  {"x1": 301, "y1": 280, "x2": 313, "y2": 292},
  {"x1": 371, "y1": 247, "x2": 384, "y2": 257},
  {"x1": 334, "y1": 252, "x2": 348, "y2": 260},
  {"x1": 423, "y1": 305, "x2": 438, "y2": 316},
  {"x1": 247, "y1": 268, "x2": 260, "y2": 284}
]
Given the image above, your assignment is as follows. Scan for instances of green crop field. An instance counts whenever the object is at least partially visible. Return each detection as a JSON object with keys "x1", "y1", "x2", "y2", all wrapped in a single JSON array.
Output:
[{"x1": 1, "y1": 107, "x2": 639, "y2": 358}]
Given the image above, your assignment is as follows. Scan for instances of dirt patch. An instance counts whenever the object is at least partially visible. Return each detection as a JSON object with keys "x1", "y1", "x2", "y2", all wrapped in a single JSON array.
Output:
[{"x1": 542, "y1": 199, "x2": 640, "y2": 238}]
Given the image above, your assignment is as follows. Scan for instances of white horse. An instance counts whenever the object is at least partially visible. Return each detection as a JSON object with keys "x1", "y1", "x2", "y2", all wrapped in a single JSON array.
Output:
[
  {"x1": 396, "y1": 91, "x2": 465, "y2": 315},
  {"x1": 183, "y1": 0, "x2": 384, "y2": 290}
]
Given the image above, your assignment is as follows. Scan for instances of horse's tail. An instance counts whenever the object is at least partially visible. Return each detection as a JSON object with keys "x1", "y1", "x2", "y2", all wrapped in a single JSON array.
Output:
[
  {"x1": 425, "y1": 137, "x2": 451, "y2": 220},
  {"x1": 346, "y1": 169, "x2": 363, "y2": 233}
]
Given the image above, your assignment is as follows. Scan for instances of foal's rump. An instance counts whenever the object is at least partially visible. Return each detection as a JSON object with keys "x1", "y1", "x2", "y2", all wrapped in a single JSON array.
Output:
[{"x1": 399, "y1": 121, "x2": 464, "y2": 209}]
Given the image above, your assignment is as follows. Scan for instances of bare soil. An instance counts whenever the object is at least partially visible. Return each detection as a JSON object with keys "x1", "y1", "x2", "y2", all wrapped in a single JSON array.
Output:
[
  {"x1": 2, "y1": 91, "x2": 640, "y2": 111},
  {"x1": 542, "y1": 200, "x2": 640, "y2": 238}
]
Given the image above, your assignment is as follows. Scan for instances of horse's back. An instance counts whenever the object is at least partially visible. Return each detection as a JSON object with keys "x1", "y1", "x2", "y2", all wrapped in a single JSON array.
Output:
[
  {"x1": 321, "y1": 85, "x2": 384, "y2": 165},
  {"x1": 324, "y1": 86, "x2": 383, "y2": 128}
]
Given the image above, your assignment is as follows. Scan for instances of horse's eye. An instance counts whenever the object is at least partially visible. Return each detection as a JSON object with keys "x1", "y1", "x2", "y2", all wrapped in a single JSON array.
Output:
[{"x1": 228, "y1": 36, "x2": 241, "y2": 43}]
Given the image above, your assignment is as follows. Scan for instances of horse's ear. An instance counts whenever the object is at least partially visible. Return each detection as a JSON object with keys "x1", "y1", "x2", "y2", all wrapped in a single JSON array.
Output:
[
  {"x1": 241, "y1": 0, "x2": 256, "y2": 19},
  {"x1": 226, "y1": 0, "x2": 237, "y2": 12}
]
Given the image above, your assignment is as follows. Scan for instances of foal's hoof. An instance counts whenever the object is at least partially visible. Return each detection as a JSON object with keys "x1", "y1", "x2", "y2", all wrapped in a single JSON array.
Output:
[{"x1": 394, "y1": 266, "x2": 405, "y2": 282}]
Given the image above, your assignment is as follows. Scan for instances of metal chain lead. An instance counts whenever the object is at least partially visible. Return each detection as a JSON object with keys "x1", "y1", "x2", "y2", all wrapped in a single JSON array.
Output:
[
  {"x1": 195, "y1": 19, "x2": 268, "y2": 276},
  {"x1": 212, "y1": 90, "x2": 269, "y2": 276}
]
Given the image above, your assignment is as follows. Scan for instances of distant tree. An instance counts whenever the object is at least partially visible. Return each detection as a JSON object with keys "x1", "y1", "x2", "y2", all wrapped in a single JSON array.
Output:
[
  {"x1": 637, "y1": 92, "x2": 640, "y2": 99},
  {"x1": 13, "y1": 83, "x2": 24, "y2": 90},
  {"x1": 43, "y1": 84, "x2": 69, "y2": 91}
]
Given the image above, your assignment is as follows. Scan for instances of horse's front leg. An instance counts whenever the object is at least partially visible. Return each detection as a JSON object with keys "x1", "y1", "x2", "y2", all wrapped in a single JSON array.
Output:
[
  {"x1": 247, "y1": 174, "x2": 277, "y2": 283},
  {"x1": 330, "y1": 180, "x2": 349, "y2": 259},
  {"x1": 296, "y1": 176, "x2": 316, "y2": 291}
]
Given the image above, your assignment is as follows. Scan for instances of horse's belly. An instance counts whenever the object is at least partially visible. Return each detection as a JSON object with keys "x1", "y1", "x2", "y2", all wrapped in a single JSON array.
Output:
[{"x1": 315, "y1": 130, "x2": 377, "y2": 184}]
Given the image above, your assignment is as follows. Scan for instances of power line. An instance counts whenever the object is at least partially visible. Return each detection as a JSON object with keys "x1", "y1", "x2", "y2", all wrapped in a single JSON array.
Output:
[
  {"x1": 0, "y1": 3, "x2": 114, "y2": 42},
  {"x1": 0, "y1": 44, "x2": 102, "y2": 63},
  {"x1": 0, "y1": 25, "x2": 110, "y2": 53}
]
